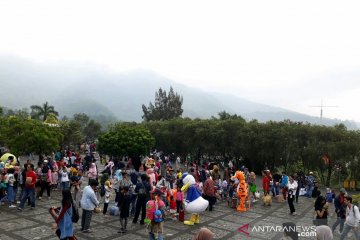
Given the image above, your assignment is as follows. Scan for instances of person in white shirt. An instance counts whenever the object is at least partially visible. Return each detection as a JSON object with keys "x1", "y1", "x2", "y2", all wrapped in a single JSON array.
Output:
[
  {"x1": 340, "y1": 195, "x2": 360, "y2": 240},
  {"x1": 80, "y1": 179, "x2": 100, "y2": 233},
  {"x1": 287, "y1": 175, "x2": 298, "y2": 216},
  {"x1": 59, "y1": 166, "x2": 70, "y2": 190}
]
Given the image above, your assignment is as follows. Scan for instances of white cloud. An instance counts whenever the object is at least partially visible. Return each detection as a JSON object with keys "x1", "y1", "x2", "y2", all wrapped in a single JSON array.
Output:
[{"x1": 1, "y1": 0, "x2": 360, "y2": 121}]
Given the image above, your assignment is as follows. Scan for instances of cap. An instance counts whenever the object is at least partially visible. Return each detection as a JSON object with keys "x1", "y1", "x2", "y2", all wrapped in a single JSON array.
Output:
[
  {"x1": 309, "y1": 171, "x2": 313, "y2": 175},
  {"x1": 340, "y1": 188, "x2": 346, "y2": 193}
]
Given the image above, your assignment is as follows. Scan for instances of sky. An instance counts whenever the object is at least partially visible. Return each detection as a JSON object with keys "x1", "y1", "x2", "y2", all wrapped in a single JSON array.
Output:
[{"x1": 1, "y1": 0, "x2": 360, "y2": 121}]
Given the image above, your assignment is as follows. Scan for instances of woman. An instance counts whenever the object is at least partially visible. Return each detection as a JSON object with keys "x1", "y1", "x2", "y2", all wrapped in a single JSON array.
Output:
[
  {"x1": 87, "y1": 162, "x2": 98, "y2": 184},
  {"x1": 49, "y1": 189, "x2": 75, "y2": 240},
  {"x1": 314, "y1": 195, "x2": 328, "y2": 226},
  {"x1": 316, "y1": 225, "x2": 333, "y2": 240},
  {"x1": 287, "y1": 175, "x2": 298, "y2": 216},
  {"x1": 192, "y1": 227, "x2": 215, "y2": 240},
  {"x1": 280, "y1": 222, "x2": 298, "y2": 240}
]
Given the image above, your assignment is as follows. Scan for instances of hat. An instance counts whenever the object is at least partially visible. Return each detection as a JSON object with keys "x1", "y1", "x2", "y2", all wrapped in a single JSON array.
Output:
[
  {"x1": 309, "y1": 171, "x2": 313, "y2": 175},
  {"x1": 339, "y1": 188, "x2": 346, "y2": 193}
]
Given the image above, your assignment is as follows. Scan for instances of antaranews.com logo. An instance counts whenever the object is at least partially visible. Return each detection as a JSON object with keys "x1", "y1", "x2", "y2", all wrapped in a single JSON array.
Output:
[{"x1": 237, "y1": 223, "x2": 317, "y2": 238}]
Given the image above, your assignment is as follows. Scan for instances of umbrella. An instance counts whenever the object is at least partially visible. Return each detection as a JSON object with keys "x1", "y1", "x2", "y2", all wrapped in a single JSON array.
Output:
[{"x1": 0, "y1": 153, "x2": 17, "y2": 165}]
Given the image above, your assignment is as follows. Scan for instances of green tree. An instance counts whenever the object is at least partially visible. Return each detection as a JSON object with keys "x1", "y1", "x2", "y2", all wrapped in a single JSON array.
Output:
[
  {"x1": 213, "y1": 111, "x2": 246, "y2": 122},
  {"x1": 98, "y1": 122, "x2": 155, "y2": 157},
  {"x1": 142, "y1": 86, "x2": 183, "y2": 121},
  {"x1": 72, "y1": 113, "x2": 102, "y2": 142},
  {"x1": 73, "y1": 113, "x2": 90, "y2": 131},
  {"x1": 59, "y1": 119, "x2": 83, "y2": 149},
  {"x1": 30, "y1": 101, "x2": 59, "y2": 121},
  {"x1": 2, "y1": 116, "x2": 62, "y2": 156},
  {"x1": 44, "y1": 113, "x2": 59, "y2": 125},
  {"x1": 83, "y1": 119, "x2": 102, "y2": 142}
]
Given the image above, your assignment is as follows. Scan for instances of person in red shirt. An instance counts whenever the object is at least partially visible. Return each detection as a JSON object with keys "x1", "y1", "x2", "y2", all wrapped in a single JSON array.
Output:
[
  {"x1": 262, "y1": 170, "x2": 270, "y2": 196},
  {"x1": 203, "y1": 173, "x2": 216, "y2": 211},
  {"x1": 18, "y1": 163, "x2": 37, "y2": 210}
]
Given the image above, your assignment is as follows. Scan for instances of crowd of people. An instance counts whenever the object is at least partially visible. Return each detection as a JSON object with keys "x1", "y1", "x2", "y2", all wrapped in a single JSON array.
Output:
[{"x1": 1, "y1": 150, "x2": 359, "y2": 240}]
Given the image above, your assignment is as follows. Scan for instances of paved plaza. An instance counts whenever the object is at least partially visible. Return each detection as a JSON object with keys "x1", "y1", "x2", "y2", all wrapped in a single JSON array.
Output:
[{"x1": 0, "y1": 188, "x2": 349, "y2": 240}]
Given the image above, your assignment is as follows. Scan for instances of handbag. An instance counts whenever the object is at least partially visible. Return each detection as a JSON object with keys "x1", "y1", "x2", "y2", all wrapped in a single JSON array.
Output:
[{"x1": 179, "y1": 209, "x2": 185, "y2": 222}]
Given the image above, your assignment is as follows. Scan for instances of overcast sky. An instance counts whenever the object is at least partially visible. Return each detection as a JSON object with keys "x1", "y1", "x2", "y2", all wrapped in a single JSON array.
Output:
[{"x1": 1, "y1": 0, "x2": 360, "y2": 121}]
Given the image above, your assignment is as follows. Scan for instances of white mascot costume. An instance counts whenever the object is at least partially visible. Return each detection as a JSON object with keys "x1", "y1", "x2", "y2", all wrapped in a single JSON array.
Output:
[{"x1": 181, "y1": 173, "x2": 209, "y2": 225}]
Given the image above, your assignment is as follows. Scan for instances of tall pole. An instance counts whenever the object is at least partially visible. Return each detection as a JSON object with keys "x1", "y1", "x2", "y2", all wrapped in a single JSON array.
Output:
[{"x1": 309, "y1": 99, "x2": 338, "y2": 121}]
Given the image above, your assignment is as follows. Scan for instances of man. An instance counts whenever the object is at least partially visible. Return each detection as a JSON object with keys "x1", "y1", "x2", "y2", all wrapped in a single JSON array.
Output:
[
  {"x1": 132, "y1": 174, "x2": 151, "y2": 225},
  {"x1": 83, "y1": 152, "x2": 93, "y2": 172},
  {"x1": 18, "y1": 163, "x2": 37, "y2": 210},
  {"x1": 339, "y1": 195, "x2": 360, "y2": 240},
  {"x1": 305, "y1": 172, "x2": 315, "y2": 198},
  {"x1": 280, "y1": 172, "x2": 288, "y2": 200},
  {"x1": 118, "y1": 171, "x2": 135, "y2": 216},
  {"x1": 38, "y1": 159, "x2": 52, "y2": 200},
  {"x1": 203, "y1": 173, "x2": 216, "y2": 211},
  {"x1": 80, "y1": 179, "x2": 99, "y2": 233},
  {"x1": 271, "y1": 172, "x2": 281, "y2": 197},
  {"x1": 332, "y1": 188, "x2": 347, "y2": 234}
]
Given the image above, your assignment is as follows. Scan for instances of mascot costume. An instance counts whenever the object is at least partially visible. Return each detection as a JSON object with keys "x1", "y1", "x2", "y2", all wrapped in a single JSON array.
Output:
[
  {"x1": 231, "y1": 171, "x2": 249, "y2": 212},
  {"x1": 181, "y1": 173, "x2": 209, "y2": 225}
]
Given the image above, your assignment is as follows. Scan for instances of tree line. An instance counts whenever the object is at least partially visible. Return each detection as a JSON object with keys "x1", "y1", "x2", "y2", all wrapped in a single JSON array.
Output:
[{"x1": 1, "y1": 87, "x2": 360, "y2": 187}]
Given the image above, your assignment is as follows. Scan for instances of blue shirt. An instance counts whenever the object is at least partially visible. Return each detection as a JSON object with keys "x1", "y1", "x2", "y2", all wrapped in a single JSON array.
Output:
[{"x1": 58, "y1": 206, "x2": 73, "y2": 239}]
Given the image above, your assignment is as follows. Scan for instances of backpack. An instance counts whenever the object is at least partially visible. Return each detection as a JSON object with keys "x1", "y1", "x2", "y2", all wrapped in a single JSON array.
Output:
[
  {"x1": 71, "y1": 204, "x2": 79, "y2": 223},
  {"x1": 100, "y1": 184, "x2": 106, "y2": 197},
  {"x1": 153, "y1": 201, "x2": 164, "y2": 223},
  {"x1": 41, "y1": 166, "x2": 49, "y2": 181},
  {"x1": 353, "y1": 206, "x2": 359, "y2": 218},
  {"x1": 138, "y1": 182, "x2": 146, "y2": 196}
]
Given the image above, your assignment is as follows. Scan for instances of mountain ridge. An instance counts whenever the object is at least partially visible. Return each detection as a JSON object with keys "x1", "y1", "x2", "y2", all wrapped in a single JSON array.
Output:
[{"x1": 0, "y1": 56, "x2": 359, "y2": 129}]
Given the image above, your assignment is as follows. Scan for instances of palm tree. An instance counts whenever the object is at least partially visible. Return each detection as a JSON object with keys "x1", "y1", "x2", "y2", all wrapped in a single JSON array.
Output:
[{"x1": 30, "y1": 101, "x2": 59, "y2": 121}]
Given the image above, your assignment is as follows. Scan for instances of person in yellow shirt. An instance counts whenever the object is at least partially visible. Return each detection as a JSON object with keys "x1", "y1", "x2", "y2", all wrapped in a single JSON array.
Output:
[{"x1": 176, "y1": 169, "x2": 183, "y2": 179}]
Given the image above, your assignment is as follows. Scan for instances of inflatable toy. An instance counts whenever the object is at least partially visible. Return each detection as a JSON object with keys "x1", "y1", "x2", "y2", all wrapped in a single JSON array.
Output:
[{"x1": 0, "y1": 153, "x2": 17, "y2": 168}]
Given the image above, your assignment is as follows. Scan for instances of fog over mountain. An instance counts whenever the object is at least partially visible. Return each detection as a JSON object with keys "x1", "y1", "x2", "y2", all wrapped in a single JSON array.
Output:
[{"x1": 1, "y1": 56, "x2": 359, "y2": 129}]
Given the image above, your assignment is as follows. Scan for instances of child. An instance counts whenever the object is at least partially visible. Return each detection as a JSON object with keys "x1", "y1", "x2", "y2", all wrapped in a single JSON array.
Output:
[
  {"x1": 325, "y1": 188, "x2": 333, "y2": 203},
  {"x1": 7, "y1": 168, "x2": 16, "y2": 207},
  {"x1": 1, "y1": 168, "x2": 16, "y2": 207},
  {"x1": 222, "y1": 178, "x2": 228, "y2": 200},
  {"x1": 51, "y1": 163, "x2": 58, "y2": 191},
  {"x1": 59, "y1": 166, "x2": 70, "y2": 190},
  {"x1": 176, "y1": 186, "x2": 184, "y2": 213},
  {"x1": 227, "y1": 180, "x2": 234, "y2": 207},
  {"x1": 231, "y1": 183, "x2": 238, "y2": 208},
  {"x1": 248, "y1": 172, "x2": 258, "y2": 202},
  {"x1": 0, "y1": 174, "x2": 6, "y2": 205},
  {"x1": 103, "y1": 180, "x2": 112, "y2": 216},
  {"x1": 176, "y1": 169, "x2": 183, "y2": 179},
  {"x1": 167, "y1": 188, "x2": 177, "y2": 218},
  {"x1": 117, "y1": 186, "x2": 131, "y2": 233},
  {"x1": 331, "y1": 189, "x2": 336, "y2": 202}
]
